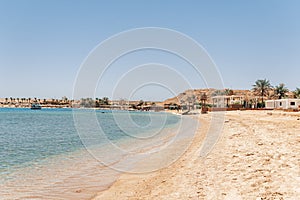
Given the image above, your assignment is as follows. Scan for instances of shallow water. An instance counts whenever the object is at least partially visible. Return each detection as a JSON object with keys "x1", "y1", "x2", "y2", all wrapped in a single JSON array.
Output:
[{"x1": 0, "y1": 108, "x2": 186, "y2": 199}]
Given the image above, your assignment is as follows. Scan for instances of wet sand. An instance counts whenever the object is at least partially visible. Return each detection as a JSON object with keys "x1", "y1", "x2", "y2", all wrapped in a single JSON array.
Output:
[
  {"x1": 93, "y1": 110, "x2": 300, "y2": 199},
  {"x1": 1, "y1": 114, "x2": 192, "y2": 200}
]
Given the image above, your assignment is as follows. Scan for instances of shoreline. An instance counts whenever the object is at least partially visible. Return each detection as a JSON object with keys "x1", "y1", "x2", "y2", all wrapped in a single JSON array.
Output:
[
  {"x1": 0, "y1": 110, "x2": 185, "y2": 199},
  {"x1": 1, "y1": 110, "x2": 299, "y2": 199},
  {"x1": 92, "y1": 110, "x2": 300, "y2": 199},
  {"x1": 92, "y1": 114, "x2": 206, "y2": 199}
]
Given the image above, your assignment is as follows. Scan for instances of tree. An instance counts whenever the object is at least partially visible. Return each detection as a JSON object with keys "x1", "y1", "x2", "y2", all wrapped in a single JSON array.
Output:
[
  {"x1": 225, "y1": 89, "x2": 234, "y2": 96},
  {"x1": 103, "y1": 97, "x2": 109, "y2": 105},
  {"x1": 274, "y1": 83, "x2": 289, "y2": 99},
  {"x1": 212, "y1": 90, "x2": 225, "y2": 96},
  {"x1": 80, "y1": 98, "x2": 95, "y2": 108},
  {"x1": 252, "y1": 79, "x2": 272, "y2": 106},
  {"x1": 95, "y1": 100, "x2": 100, "y2": 108},
  {"x1": 294, "y1": 88, "x2": 300, "y2": 99},
  {"x1": 137, "y1": 100, "x2": 144, "y2": 107}
]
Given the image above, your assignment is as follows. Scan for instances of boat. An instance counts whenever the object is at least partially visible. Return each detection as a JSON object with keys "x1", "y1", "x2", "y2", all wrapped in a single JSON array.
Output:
[{"x1": 31, "y1": 103, "x2": 42, "y2": 110}]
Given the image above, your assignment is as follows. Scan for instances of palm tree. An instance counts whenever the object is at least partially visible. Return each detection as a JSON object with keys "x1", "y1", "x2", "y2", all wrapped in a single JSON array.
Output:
[
  {"x1": 294, "y1": 88, "x2": 300, "y2": 99},
  {"x1": 274, "y1": 83, "x2": 289, "y2": 99},
  {"x1": 224, "y1": 89, "x2": 234, "y2": 107},
  {"x1": 103, "y1": 97, "x2": 109, "y2": 105},
  {"x1": 225, "y1": 89, "x2": 234, "y2": 96},
  {"x1": 212, "y1": 90, "x2": 225, "y2": 96},
  {"x1": 252, "y1": 79, "x2": 272, "y2": 106},
  {"x1": 137, "y1": 100, "x2": 144, "y2": 107}
]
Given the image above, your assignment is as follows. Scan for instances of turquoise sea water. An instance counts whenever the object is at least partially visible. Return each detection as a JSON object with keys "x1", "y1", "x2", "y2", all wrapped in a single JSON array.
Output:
[
  {"x1": 0, "y1": 108, "x2": 180, "y2": 175},
  {"x1": 0, "y1": 108, "x2": 80, "y2": 174},
  {"x1": 0, "y1": 108, "x2": 184, "y2": 199}
]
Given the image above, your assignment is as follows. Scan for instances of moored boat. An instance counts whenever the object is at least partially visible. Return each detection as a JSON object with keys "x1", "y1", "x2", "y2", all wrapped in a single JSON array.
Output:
[{"x1": 31, "y1": 103, "x2": 42, "y2": 110}]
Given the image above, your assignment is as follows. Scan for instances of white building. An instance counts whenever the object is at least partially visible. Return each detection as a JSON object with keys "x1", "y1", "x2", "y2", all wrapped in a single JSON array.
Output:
[
  {"x1": 212, "y1": 95, "x2": 245, "y2": 108},
  {"x1": 265, "y1": 99, "x2": 300, "y2": 110}
]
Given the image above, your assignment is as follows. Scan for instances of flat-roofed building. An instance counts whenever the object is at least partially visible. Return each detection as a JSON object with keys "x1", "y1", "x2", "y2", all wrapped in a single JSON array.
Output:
[{"x1": 266, "y1": 99, "x2": 300, "y2": 110}]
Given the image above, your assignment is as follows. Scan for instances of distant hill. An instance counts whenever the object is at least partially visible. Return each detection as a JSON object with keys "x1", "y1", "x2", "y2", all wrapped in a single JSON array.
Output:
[{"x1": 160, "y1": 88, "x2": 296, "y2": 106}]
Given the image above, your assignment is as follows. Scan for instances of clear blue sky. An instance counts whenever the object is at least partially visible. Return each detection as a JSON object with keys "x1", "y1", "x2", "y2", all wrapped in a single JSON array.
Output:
[{"x1": 1, "y1": 0, "x2": 299, "y2": 100}]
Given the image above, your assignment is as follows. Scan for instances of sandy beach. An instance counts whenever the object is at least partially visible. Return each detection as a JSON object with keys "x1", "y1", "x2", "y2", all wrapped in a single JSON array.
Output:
[{"x1": 92, "y1": 110, "x2": 300, "y2": 200}]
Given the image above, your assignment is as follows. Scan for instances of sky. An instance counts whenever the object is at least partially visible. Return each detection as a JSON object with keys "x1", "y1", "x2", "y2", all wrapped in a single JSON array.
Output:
[{"x1": 0, "y1": 0, "x2": 300, "y2": 100}]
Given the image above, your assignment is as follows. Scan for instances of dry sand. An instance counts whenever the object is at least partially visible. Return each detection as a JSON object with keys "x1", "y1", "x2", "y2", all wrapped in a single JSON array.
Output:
[{"x1": 93, "y1": 110, "x2": 300, "y2": 200}]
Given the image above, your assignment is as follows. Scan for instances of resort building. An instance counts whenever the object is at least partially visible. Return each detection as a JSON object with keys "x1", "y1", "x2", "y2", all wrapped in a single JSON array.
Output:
[
  {"x1": 265, "y1": 99, "x2": 300, "y2": 110},
  {"x1": 212, "y1": 95, "x2": 245, "y2": 108}
]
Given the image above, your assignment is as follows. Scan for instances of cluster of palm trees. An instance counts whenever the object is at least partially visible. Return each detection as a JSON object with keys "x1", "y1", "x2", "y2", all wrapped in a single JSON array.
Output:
[
  {"x1": 2, "y1": 97, "x2": 72, "y2": 107},
  {"x1": 252, "y1": 79, "x2": 300, "y2": 107},
  {"x1": 4, "y1": 97, "x2": 34, "y2": 104},
  {"x1": 212, "y1": 88, "x2": 234, "y2": 97},
  {"x1": 80, "y1": 97, "x2": 110, "y2": 108}
]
